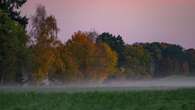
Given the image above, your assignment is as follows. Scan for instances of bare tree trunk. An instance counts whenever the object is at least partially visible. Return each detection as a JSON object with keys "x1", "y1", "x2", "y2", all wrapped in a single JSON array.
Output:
[{"x1": 0, "y1": 73, "x2": 4, "y2": 85}]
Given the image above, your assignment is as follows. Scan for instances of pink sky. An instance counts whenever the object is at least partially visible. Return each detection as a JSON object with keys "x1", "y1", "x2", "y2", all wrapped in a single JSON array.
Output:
[{"x1": 22, "y1": 0, "x2": 195, "y2": 48}]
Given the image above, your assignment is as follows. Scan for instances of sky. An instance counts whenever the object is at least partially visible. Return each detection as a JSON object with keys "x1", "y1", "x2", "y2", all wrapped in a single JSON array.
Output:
[{"x1": 22, "y1": 0, "x2": 195, "y2": 49}]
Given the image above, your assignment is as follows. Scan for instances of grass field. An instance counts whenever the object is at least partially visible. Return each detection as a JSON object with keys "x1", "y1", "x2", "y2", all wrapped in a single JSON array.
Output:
[{"x1": 1, "y1": 88, "x2": 195, "y2": 110}]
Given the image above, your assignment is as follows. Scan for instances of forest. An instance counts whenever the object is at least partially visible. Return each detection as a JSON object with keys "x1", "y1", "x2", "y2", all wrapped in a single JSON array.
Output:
[{"x1": 0, "y1": 1, "x2": 195, "y2": 85}]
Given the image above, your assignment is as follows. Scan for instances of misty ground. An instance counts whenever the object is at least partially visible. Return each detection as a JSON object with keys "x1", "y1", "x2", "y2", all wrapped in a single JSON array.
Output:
[{"x1": 0, "y1": 75, "x2": 195, "y2": 92}]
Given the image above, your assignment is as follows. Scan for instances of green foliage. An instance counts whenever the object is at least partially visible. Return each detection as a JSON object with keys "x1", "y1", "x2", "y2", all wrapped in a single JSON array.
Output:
[
  {"x1": 124, "y1": 44, "x2": 151, "y2": 78},
  {"x1": 1, "y1": 89, "x2": 195, "y2": 110},
  {"x1": 161, "y1": 44, "x2": 189, "y2": 75},
  {"x1": 1, "y1": 4, "x2": 195, "y2": 83},
  {"x1": 96, "y1": 32, "x2": 126, "y2": 67},
  {"x1": 0, "y1": 13, "x2": 28, "y2": 83},
  {"x1": 0, "y1": 0, "x2": 28, "y2": 27},
  {"x1": 141, "y1": 42, "x2": 189, "y2": 77},
  {"x1": 186, "y1": 49, "x2": 195, "y2": 74}
]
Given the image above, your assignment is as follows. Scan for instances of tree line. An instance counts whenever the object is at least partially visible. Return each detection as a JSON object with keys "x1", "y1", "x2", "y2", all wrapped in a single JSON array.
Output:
[{"x1": 0, "y1": 1, "x2": 195, "y2": 84}]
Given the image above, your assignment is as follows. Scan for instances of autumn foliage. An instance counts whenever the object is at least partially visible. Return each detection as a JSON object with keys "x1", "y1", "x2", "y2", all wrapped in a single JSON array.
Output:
[{"x1": 1, "y1": 4, "x2": 195, "y2": 84}]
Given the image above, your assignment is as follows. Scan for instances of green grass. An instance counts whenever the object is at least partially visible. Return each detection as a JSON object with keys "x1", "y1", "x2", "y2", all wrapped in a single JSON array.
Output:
[{"x1": 1, "y1": 89, "x2": 195, "y2": 110}]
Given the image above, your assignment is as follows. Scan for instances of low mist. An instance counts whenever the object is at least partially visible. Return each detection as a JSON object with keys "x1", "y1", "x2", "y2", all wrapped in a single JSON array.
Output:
[{"x1": 1, "y1": 75, "x2": 195, "y2": 92}]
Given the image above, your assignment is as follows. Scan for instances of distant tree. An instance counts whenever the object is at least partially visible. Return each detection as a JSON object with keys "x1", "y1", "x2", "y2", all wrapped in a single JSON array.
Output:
[
  {"x1": 140, "y1": 42, "x2": 189, "y2": 77},
  {"x1": 88, "y1": 31, "x2": 98, "y2": 43},
  {"x1": 185, "y1": 49, "x2": 195, "y2": 75},
  {"x1": 66, "y1": 31, "x2": 118, "y2": 81},
  {"x1": 162, "y1": 44, "x2": 189, "y2": 75},
  {"x1": 0, "y1": 13, "x2": 29, "y2": 83},
  {"x1": 66, "y1": 31, "x2": 98, "y2": 80},
  {"x1": 30, "y1": 5, "x2": 60, "y2": 82},
  {"x1": 94, "y1": 43, "x2": 118, "y2": 80},
  {"x1": 0, "y1": 0, "x2": 28, "y2": 27},
  {"x1": 96, "y1": 32, "x2": 126, "y2": 67},
  {"x1": 124, "y1": 44, "x2": 151, "y2": 78},
  {"x1": 140, "y1": 42, "x2": 163, "y2": 75},
  {"x1": 49, "y1": 41, "x2": 79, "y2": 82}
]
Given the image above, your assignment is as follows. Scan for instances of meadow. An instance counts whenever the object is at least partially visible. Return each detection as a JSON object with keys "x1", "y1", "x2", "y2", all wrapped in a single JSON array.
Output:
[{"x1": 1, "y1": 88, "x2": 195, "y2": 110}]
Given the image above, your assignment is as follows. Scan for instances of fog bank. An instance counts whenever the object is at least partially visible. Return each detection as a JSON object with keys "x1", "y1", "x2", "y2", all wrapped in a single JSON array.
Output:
[{"x1": 1, "y1": 75, "x2": 195, "y2": 92}]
